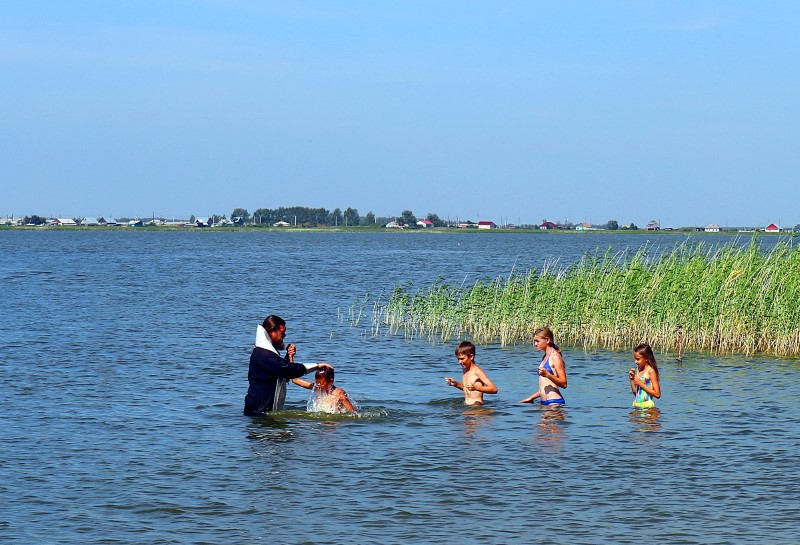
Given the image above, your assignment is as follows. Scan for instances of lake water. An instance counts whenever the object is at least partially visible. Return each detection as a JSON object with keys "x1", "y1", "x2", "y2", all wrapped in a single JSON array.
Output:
[{"x1": 2, "y1": 230, "x2": 799, "y2": 544}]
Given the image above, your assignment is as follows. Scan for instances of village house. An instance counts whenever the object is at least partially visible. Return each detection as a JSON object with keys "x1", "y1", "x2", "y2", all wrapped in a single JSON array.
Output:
[
  {"x1": 647, "y1": 220, "x2": 660, "y2": 231},
  {"x1": 764, "y1": 223, "x2": 780, "y2": 233},
  {"x1": 273, "y1": 221, "x2": 290, "y2": 227},
  {"x1": 705, "y1": 224, "x2": 720, "y2": 233},
  {"x1": 539, "y1": 221, "x2": 558, "y2": 230},
  {"x1": 162, "y1": 219, "x2": 188, "y2": 227},
  {"x1": 477, "y1": 221, "x2": 496, "y2": 229},
  {"x1": 416, "y1": 219, "x2": 434, "y2": 228},
  {"x1": 575, "y1": 222, "x2": 593, "y2": 231}
]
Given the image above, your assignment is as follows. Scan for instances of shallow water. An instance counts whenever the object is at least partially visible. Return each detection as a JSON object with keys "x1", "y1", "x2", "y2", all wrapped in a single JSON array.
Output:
[{"x1": 1, "y1": 230, "x2": 798, "y2": 544}]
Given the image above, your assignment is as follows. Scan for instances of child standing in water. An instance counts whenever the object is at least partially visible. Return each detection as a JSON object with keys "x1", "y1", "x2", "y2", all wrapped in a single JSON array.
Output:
[
  {"x1": 520, "y1": 327, "x2": 567, "y2": 405},
  {"x1": 444, "y1": 341, "x2": 498, "y2": 406},
  {"x1": 292, "y1": 366, "x2": 356, "y2": 413},
  {"x1": 629, "y1": 343, "x2": 661, "y2": 409}
]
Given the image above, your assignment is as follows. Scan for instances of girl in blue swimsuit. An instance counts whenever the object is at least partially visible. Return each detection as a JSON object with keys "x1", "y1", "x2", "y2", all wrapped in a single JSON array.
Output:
[
  {"x1": 520, "y1": 327, "x2": 567, "y2": 405},
  {"x1": 629, "y1": 343, "x2": 661, "y2": 408}
]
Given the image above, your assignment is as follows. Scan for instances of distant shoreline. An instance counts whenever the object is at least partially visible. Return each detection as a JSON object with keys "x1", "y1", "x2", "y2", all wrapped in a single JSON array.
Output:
[{"x1": 1, "y1": 225, "x2": 793, "y2": 235}]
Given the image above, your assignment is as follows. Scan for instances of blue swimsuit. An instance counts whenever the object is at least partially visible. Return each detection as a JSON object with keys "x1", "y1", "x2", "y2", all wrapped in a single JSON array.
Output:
[{"x1": 539, "y1": 353, "x2": 565, "y2": 406}]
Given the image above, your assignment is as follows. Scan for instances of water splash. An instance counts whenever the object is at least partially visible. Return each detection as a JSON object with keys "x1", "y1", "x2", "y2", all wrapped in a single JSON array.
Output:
[{"x1": 304, "y1": 386, "x2": 359, "y2": 415}]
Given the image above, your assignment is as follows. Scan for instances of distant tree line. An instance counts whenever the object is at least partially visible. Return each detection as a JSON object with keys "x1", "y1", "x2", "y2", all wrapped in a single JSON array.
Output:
[
  {"x1": 225, "y1": 206, "x2": 519, "y2": 228},
  {"x1": 22, "y1": 215, "x2": 48, "y2": 225},
  {"x1": 229, "y1": 206, "x2": 447, "y2": 227},
  {"x1": 234, "y1": 206, "x2": 361, "y2": 226}
]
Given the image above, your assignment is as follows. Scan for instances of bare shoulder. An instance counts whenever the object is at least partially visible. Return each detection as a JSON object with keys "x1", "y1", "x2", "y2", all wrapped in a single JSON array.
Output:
[
  {"x1": 474, "y1": 364, "x2": 491, "y2": 377},
  {"x1": 333, "y1": 387, "x2": 349, "y2": 398}
]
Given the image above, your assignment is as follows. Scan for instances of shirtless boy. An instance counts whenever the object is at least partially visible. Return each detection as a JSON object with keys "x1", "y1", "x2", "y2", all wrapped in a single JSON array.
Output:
[{"x1": 444, "y1": 341, "x2": 498, "y2": 406}]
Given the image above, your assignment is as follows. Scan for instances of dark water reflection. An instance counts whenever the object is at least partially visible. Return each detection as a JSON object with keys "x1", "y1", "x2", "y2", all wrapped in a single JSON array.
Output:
[
  {"x1": 1, "y1": 230, "x2": 798, "y2": 544},
  {"x1": 628, "y1": 406, "x2": 662, "y2": 433}
]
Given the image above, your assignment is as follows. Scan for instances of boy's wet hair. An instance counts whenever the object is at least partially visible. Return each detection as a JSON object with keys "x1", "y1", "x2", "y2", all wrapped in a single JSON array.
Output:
[
  {"x1": 315, "y1": 366, "x2": 334, "y2": 382},
  {"x1": 455, "y1": 340, "x2": 475, "y2": 357}
]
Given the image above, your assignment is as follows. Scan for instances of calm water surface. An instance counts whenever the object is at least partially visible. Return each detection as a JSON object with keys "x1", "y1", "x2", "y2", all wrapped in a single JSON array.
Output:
[{"x1": 1, "y1": 231, "x2": 799, "y2": 544}]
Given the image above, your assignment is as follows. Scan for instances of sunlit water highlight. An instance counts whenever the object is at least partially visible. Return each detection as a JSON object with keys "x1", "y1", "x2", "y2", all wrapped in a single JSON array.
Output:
[{"x1": 1, "y1": 230, "x2": 798, "y2": 544}]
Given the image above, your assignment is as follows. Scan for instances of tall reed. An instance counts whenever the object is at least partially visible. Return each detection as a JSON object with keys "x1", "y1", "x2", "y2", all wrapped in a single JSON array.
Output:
[{"x1": 374, "y1": 238, "x2": 800, "y2": 356}]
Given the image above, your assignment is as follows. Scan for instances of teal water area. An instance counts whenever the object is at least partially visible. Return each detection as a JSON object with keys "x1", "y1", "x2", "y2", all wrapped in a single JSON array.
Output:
[{"x1": 2, "y1": 231, "x2": 799, "y2": 544}]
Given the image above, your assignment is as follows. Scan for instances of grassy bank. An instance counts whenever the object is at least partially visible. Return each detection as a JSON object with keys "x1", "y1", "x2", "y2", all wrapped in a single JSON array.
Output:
[{"x1": 375, "y1": 238, "x2": 800, "y2": 356}]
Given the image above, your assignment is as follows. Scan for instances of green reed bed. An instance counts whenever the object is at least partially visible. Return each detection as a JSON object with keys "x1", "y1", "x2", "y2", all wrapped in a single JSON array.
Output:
[{"x1": 375, "y1": 239, "x2": 800, "y2": 356}]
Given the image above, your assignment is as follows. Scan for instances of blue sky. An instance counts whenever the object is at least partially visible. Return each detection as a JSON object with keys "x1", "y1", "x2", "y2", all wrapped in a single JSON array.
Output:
[{"x1": 2, "y1": 1, "x2": 799, "y2": 227}]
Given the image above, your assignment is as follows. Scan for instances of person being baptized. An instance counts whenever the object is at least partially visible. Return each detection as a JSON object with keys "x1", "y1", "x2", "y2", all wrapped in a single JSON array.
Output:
[{"x1": 292, "y1": 365, "x2": 356, "y2": 413}]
